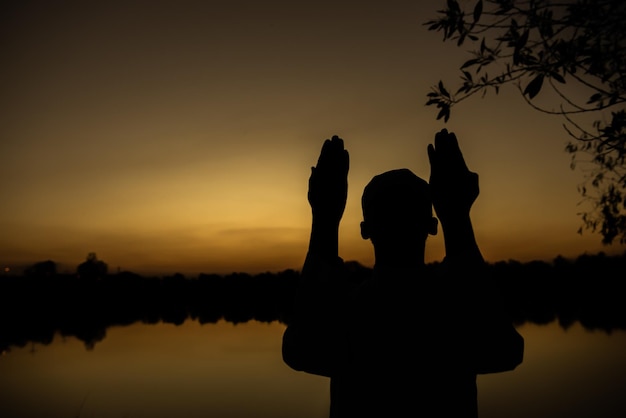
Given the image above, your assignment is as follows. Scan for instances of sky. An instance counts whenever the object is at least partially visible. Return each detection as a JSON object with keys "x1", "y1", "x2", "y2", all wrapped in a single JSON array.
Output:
[{"x1": 1, "y1": 0, "x2": 624, "y2": 276}]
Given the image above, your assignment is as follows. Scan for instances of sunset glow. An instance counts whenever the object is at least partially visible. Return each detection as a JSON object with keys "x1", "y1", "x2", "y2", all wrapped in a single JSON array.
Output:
[{"x1": 1, "y1": 1, "x2": 623, "y2": 276}]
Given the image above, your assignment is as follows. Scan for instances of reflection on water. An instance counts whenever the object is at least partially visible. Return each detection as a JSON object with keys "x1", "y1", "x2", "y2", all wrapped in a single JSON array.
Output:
[
  {"x1": 0, "y1": 319, "x2": 625, "y2": 418},
  {"x1": 0, "y1": 320, "x2": 329, "y2": 418},
  {"x1": 3, "y1": 254, "x2": 626, "y2": 354},
  {"x1": 478, "y1": 322, "x2": 626, "y2": 418}
]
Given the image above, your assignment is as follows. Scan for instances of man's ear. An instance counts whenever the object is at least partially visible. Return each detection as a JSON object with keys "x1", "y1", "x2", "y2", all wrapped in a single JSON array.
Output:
[
  {"x1": 360, "y1": 221, "x2": 370, "y2": 240},
  {"x1": 429, "y1": 217, "x2": 438, "y2": 236}
]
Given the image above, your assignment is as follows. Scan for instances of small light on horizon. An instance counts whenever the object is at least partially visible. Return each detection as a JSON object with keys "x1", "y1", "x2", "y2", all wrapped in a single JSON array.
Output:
[{"x1": 3, "y1": 267, "x2": 9, "y2": 273}]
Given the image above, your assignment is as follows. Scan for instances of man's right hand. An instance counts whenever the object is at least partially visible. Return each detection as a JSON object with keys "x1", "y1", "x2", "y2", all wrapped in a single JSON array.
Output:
[{"x1": 308, "y1": 135, "x2": 350, "y2": 226}]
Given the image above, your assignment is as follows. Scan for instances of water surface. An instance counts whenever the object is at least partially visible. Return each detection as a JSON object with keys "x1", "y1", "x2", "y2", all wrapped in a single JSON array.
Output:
[{"x1": 1, "y1": 320, "x2": 624, "y2": 418}]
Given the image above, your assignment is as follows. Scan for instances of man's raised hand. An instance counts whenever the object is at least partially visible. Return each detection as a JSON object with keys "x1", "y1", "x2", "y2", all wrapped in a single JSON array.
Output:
[
  {"x1": 308, "y1": 135, "x2": 350, "y2": 225},
  {"x1": 427, "y1": 129, "x2": 479, "y2": 224}
]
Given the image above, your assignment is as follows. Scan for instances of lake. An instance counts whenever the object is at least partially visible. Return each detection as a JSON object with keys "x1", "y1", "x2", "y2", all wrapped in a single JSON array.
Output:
[{"x1": 1, "y1": 319, "x2": 625, "y2": 418}]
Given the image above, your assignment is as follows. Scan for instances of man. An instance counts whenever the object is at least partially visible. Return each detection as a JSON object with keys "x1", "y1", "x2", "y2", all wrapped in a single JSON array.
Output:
[{"x1": 282, "y1": 129, "x2": 524, "y2": 417}]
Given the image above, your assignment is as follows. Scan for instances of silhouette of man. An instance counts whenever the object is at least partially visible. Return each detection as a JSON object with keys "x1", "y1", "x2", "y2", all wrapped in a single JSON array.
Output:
[{"x1": 282, "y1": 129, "x2": 524, "y2": 417}]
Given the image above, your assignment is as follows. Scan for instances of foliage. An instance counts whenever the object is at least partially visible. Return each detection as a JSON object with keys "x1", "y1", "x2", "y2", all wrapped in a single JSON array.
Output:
[
  {"x1": 3, "y1": 252, "x2": 626, "y2": 353},
  {"x1": 24, "y1": 260, "x2": 57, "y2": 277},
  {"x1": 76, "y1": 252, "x2": 108, "y2": 280},
  {"x1": 424, "y1": 0, "x2": 626, "y2": 244}
]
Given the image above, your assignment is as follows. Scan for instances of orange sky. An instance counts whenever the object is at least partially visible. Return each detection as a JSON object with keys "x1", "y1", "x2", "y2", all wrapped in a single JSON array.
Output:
[{"x1": 1, "y1": 0, "x2": 623, "y2": 276}]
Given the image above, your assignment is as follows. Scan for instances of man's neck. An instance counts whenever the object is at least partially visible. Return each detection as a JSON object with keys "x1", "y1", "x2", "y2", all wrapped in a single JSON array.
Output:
[
  {"x1": 372, "y1": 242, "x2": 426, "y2": 271},
  {"x1": 373, "y1": 255, "x2": 425, "y2": 277}
]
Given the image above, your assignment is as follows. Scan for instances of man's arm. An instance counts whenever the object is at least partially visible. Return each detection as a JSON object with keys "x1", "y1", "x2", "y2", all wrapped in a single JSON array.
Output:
[
  {"x1": 306, "y1": 135, "x2": 349, "y2": 261},
  {"x1": 282, "y1": 135, "x2": 350, "y2": 377},
  {"x1": 428, "y1": 129, "x2": 524, "y2": 373},
  {"x1": 427, "y1": 128, "x2": 483, "y2": 267}
]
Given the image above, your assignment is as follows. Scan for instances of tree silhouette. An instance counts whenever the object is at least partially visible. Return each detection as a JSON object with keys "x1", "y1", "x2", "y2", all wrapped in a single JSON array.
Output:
[
  {"x1": 76, "y1": 252, "x2": 108, "y2": 280},
  {"x1": 424, "y1": 0, "x2": 626, "y2": 245},
  {"x1": 24, "y1": 260, "x2": 57, "y2": 277}
]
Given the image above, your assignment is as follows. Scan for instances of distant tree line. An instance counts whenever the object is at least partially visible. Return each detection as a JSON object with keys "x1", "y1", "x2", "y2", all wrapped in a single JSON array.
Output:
[{"x1": 1, "y1": 251, "x2": 625, "y2": 352}]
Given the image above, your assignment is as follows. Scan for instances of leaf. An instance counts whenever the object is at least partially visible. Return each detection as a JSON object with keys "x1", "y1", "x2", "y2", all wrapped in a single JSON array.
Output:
[
  {"x1": 447, "y1": 0, "x2": 460, "y2": 12},
  {"x1": 551, "y1": 72, "x2": 565, "y2": 84},
  {"x1": 523, "y1": 74, "x2": 544, "y2": 99},
  {"x1": 587, "y1": 93, "x2": 602, "y2": 104},
  {"x1": 457, "y1": 33, "x2": 466, "y2": 46},
  {"x1": 437, "y1": 107, "x2": 450, "y2": 122},
  {"x1": 609, "y1": 94, "x2": 618, "y2": 105},
  {"x1": 517, "y1": 30, "x2": 529, "y2": 49},
  {"x1": 473, "y1": 0, "x2": 483, "y2": 22},
  {"x1": 460, "y1": 58, "x2": 479, "y2": 69},
  {"x1": 438, "y1": 80, "x2": 450, "y2": 98}
]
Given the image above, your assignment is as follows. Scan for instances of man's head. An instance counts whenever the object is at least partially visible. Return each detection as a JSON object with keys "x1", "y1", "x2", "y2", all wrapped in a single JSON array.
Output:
[{"x1": 360, "y1": 169, "x2": 438, "y2": 246}]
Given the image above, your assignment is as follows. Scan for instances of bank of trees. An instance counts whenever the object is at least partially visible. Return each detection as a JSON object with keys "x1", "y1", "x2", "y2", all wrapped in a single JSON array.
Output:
[{"x1": 1, "y1": 251, "x2": 625, "y2": 352}]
